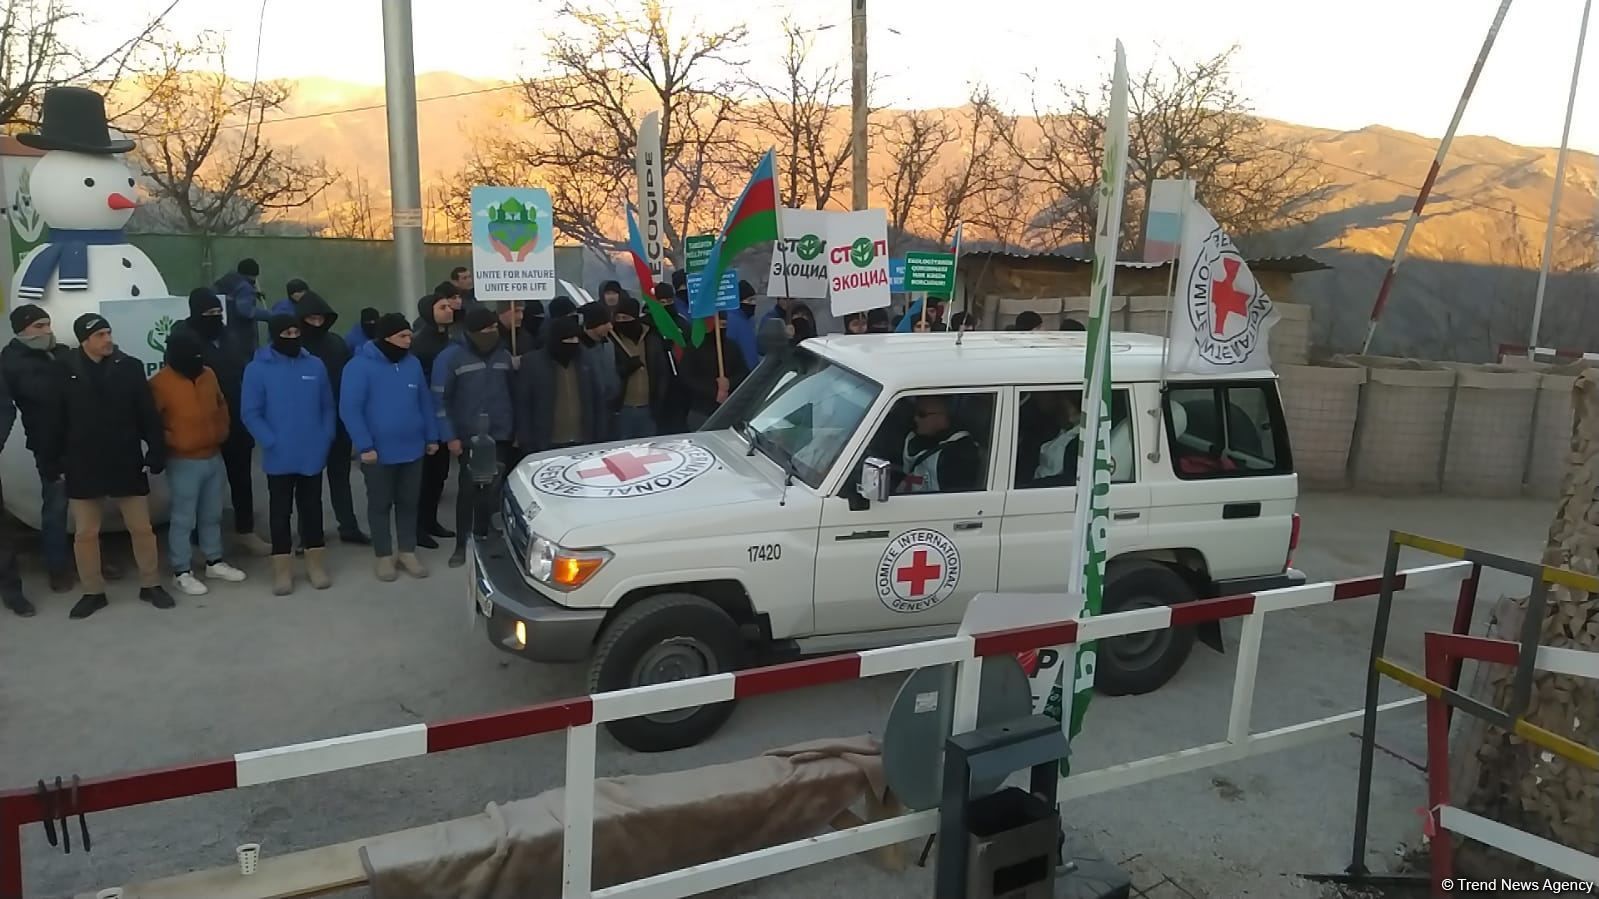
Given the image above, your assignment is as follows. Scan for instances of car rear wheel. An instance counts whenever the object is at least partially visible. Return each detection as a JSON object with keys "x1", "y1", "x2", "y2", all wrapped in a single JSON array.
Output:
[
  {"x1": 1094, "y1": 562, "x2": 1196, "y2": 696},
  {"x1": 589, "y1": 593, "x2": 746, "y2": 752}
]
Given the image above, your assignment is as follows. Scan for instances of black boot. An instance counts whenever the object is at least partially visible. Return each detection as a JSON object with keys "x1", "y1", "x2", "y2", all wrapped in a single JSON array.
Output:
[
  {"x1": 140, "y1": 585, "x2": 175, "y2": 610},
  {"x1": 340, "y1": 529, "x2": 371, "y2": 546},
  {"x1": 448, "y1": 543, "x2": 467, "y2": 568},
  {"x1": 3, "y1": 593, "x2": 35, "y2": 618},
  {"x1": 416, "y1": 533, "x2": 439, "y2": 550},
  {"x1": 428, "y1": 521, "x2": 456, "y2": 539}
]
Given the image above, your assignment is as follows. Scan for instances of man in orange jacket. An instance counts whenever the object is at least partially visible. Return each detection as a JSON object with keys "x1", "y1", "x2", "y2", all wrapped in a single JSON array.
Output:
[{"x1": 150, "y1": 328, "x2": 248, "y2": 596}]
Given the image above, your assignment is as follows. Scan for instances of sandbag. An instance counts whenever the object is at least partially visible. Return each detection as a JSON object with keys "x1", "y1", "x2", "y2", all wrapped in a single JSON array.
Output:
[{"x1": 360, "y1": 736, "x2": 885, "y2": 899}]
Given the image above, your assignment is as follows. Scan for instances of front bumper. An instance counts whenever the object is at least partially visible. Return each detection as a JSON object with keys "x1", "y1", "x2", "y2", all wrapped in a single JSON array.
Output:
[{"x1": 472, "y1": 534, "x2": 607, "y2": 663}]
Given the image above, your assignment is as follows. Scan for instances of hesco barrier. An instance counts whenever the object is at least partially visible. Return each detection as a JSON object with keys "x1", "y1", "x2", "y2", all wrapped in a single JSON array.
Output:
[{"x1": 0, "y1": 561, "x2": 1474, "y2": 899}]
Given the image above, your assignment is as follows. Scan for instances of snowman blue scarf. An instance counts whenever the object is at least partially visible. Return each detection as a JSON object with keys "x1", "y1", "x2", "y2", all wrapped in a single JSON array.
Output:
[{"x1": 17, "y1": 228, "x2": 126, "y2": 301}]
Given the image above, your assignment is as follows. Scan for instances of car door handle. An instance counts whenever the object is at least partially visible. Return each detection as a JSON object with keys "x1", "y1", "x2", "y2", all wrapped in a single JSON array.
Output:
[
  {"x1": 1113, "y1": 511, "x2": 1141, "y2": 521},
  {"x1": 953, "y1": 520, "x2": 983, "y2": 531},
  {"x1": 1223, "y1": 502, "x2": 1261, "y2": 520},
  {"x1": 835, "y1": 529, "x2": 890, "y2": 542}
]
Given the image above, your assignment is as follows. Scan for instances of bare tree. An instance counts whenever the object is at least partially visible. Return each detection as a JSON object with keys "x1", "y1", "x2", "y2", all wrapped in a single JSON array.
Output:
[
  {"x1": 322, "y1": 168, "x2": 388, "y2": 240},
  {"x1": 742, "y1": 19, "x2": 857, "y2": 210},
  {"x1": 874, "y1": 109, "x2": 952, "y2": 234},
  {"x1": 129, "y1": 39, "x2": 336, "y2": 236},
  {"x1": 454, "y1": 0, "x2": 749, "y2": 262},
  {"x1": 929, "y1": 87, "x2": 1017, "y2": 246},
  {"x1": 0, "y1": 0, "x2": 179, "y2": 128},
  {"x1": 1001, "y1": 47, "x2": 1329, "y2": 253}
]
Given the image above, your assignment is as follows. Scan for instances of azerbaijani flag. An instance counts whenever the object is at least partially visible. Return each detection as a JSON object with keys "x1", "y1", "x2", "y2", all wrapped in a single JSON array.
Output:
[
  {"x1": 625, "y1": 201, "x2": 685, "y2": 347},
  {"x1": 691, "y1": 149, "x2": 779, "y2": 342}
]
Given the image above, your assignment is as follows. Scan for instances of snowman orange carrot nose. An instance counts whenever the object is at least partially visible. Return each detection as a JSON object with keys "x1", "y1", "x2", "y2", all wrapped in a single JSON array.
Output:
[{"x1": 107, "y1": 192, "x2": 135, "y2": 210}]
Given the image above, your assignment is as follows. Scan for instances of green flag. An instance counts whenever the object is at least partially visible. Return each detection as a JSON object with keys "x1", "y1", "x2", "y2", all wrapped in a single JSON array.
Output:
[{"x1": 1038, "y1": 41, "x2": 1131, "y2": 776}]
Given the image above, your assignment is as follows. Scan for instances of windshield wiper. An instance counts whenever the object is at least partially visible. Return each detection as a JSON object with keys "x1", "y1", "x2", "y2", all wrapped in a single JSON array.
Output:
[{"x1": 734, "y1": 419, "x2": 759, "y2": 456}]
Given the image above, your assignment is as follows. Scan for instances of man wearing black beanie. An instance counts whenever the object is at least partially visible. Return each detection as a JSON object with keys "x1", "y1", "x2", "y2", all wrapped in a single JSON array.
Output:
[
  {"x1": 607, "y1": 293, "x2": 673, "y2": 439},
  {"x1": 58, "y1": 313, "x2": 169, "y2": 619},
  {"x1": 1, "y1": 303, "x2": 77, "y2": 596},
  {"x1": 213, "y1": 257, "x2": 271, "y2": 348},
  {"x1": 431, "y1": 304, "x2": 517, "y2": 566}
]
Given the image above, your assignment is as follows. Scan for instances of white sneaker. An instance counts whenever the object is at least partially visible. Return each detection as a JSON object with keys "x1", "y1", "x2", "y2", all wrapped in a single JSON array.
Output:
[
  {"x1": 175, "y1": 572, "x2": 209, "y2": 596},
  {"x1": 205, "y1": 561, "x2": 247, "y2": 583}
]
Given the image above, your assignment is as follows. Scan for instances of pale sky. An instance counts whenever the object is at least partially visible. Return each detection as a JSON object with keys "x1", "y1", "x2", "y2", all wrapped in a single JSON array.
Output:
[{"x1": 84, "y1": 0, "x2": 1599, "y2": 153}]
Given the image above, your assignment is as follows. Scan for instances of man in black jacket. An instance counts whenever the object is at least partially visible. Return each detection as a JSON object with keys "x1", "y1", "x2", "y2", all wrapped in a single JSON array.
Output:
[
  {"x1": 2, "y1": 304, "x2": 78, "y2": 593},
  {"x1": 680, "y1": 313, "x2": 749, "y2": 429},
  {"x1": 170, "y1": 288, "x2": 271, "y2": 556},
  {"x1": 59, "y1": 314, "x2": 171, "y2": 619},
  {"x1": 411, "y1": 291, "x2": 457, "y2": 545},
  {"x1": 608, "y1": 294, "x2": 674, "y2": 438},
  {"x1": 298, "y1": 291, "x2": 368, "y2": 545},
  {"x1": 0, "y1": 355, "x2": 32, "y2": 616},
  {"x1": 515, "y1": 314, "x2": 615, "y2": 453}
]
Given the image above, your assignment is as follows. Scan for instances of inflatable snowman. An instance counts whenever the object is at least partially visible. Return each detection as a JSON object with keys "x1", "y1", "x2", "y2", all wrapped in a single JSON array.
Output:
[{"x1": 4, "y1": 87, "x2": 172, "y2": 527}]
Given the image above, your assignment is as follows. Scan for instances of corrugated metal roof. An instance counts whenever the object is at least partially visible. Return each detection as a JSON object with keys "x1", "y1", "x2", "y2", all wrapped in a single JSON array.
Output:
[{"x1": 959, "y1": 250, "x2": 1331, "y2": 274}]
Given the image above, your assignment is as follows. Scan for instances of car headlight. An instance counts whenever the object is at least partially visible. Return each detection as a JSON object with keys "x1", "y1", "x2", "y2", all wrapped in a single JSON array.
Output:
[{"x1": 529, "y1": 535, "x2": 612, "y2": 591}]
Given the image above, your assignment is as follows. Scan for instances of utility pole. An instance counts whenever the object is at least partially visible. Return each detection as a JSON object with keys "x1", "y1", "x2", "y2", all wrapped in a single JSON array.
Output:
[
  {"x1": 381, "y1": 0, "x2": 426, "y2": 313},
  {"x1": 850, "y1": 0, "x2": 868, "y2": 210}
]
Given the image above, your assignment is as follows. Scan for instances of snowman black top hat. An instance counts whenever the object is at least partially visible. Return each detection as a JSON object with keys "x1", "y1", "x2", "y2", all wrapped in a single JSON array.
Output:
[{"x1": 17, "y1": 86, "x2": 133, "y2": 155}]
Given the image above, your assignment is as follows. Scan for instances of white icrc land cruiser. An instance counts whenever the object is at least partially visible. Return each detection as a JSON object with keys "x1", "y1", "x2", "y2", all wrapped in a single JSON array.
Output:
[{"x1": 471, "y1": 331, "x2": 1304, "y2": 752}]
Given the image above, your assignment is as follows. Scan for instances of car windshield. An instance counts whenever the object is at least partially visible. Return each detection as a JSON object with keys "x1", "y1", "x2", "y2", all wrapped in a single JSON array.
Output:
[{"x1": 709, "y1": 348, "x2": 882, "y2": 488}]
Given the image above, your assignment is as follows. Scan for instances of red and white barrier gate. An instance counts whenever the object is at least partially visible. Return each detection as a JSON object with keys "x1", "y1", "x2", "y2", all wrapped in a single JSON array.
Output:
[{"x1": 0, "y1": 561, "x2": 1472, "y2": 899}]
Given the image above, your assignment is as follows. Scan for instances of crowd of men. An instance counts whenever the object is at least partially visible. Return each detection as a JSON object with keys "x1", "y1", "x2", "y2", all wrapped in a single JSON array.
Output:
[{"x1": 0, "y1": 255, "x2": 1013, "y2": 621}]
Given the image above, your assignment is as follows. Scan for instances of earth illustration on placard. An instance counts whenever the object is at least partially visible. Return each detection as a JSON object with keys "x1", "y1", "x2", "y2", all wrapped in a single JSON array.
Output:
[{"x1": 483, "y1": 195, "x2": 542, "y2": 262}]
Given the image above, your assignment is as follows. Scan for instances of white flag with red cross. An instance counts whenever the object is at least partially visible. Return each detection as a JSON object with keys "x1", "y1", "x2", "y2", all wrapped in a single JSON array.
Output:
[{"x1": 1168, "y1": 200, "x2": 1279, "y2": 375}]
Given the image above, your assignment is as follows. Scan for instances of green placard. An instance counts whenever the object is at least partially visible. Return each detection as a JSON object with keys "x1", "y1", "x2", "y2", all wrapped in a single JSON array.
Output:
[
  {"x1": 904, "y1": 251, "x2": 956, "y2": 294},
  {"x1": 685, "y1": 234, "x2": 715, "y2": 274}
]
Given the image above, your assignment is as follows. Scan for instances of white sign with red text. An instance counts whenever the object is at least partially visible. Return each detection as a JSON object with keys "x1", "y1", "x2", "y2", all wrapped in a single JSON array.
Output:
[{"x1": 824, "y1": 208, "x2": 891, "y2": 316}]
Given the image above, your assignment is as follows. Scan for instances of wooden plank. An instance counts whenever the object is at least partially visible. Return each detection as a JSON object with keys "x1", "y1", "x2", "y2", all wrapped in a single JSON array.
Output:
[{"x1": 74, "y1": 837, "x2": 369, "y2": 899}]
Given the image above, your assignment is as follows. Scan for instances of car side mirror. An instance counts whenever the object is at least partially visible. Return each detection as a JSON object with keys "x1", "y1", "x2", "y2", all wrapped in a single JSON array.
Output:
[{"x1": 858, "y1": 456, "x2": 892, "y2": 504}]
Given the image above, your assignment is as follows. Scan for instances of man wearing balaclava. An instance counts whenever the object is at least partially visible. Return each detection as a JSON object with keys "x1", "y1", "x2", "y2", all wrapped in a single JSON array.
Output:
[
  {"x1": 598, "y1": 279, "x2": 623, "y2": 309},
  {"x1": 150, "y1": 327, "x2": 247, "y2": 598},
  {"x1": 169, "y1": 288, "x2": 269, "y2": 558},
  {"x1": 411, "y1": 292, "x2": 458, "y2": 545},
  {"x1": 727, "y1": 280, "x2": 761, "y2": 369},
  {"x1": 58, "y1": 313, "x2": 168, "y2": 619},
  {"x1": 341, "y1": 313, "x2": 439, "y2": 581},
  {"x1": 516, "y1": 313, "x2": 609, "y2": 453},
  {"x1": 608, "y1": 293, "x2": 674, "y2": 439},
  {"x1": 345, "y1": 306, "x2": 382, "y2": 353},
  {"x1": 2, "y1": 303, "x2": 79, "y2": 596},
  {"x1": 297, "y1": 290, "x2": 367, "y2": 546},
  {"x1": 679, "y1": 310, "x2": 750, "y2": 430},
  {"x1": 213, "y1": 257, "x2": 271, "y2": 348},
  {"x1": 242, "y1": 313, "x2": 336, "y2": 595},
  {"x1": 432, "y1": 306, "x2": 516, "y2": 568}
]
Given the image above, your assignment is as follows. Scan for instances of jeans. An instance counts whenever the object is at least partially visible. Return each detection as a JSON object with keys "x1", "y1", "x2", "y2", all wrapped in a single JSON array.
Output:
[
  {"x1": 615, "y1": 405, "x2": 657, "y2": 440},
  {"x1": 362, "y1": 458, "x2": 423, "y2": 556},
  {"x1": 455, "y1": 441, "x2": 516, "y2": 546},
  {"x1": 418, "y1": 447, "x2": 451, "y2": 531},
  {"x1": 72, "y1": 496, "x2": 160, "y2": 593},
  {"x1": 221, "y1": 429, "x2": 256, "y2": 534},
  {"x1": 166, "y1": 455, "x2": 226, "y2": 573},
  {"x1": 39, "y1": 474, "x2": 69, "y2": 573},
  {"x1": 0, "y1": 479, "x2": 23, "y2": 600},
  {"x1": 326, "y1": 427, "x2": 361, "y2": 535},
  {"x1": 267, "y1": 474, "x2": 324, "y2": 555}
]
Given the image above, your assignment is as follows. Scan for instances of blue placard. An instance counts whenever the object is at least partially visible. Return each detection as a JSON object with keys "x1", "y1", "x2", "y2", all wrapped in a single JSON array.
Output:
[
  {"x1": 889, "y1": 257, "x2": 906, "y2": 293},
  {"x1": 687, "y1": 270, "x2": 742, "y2": 313}
]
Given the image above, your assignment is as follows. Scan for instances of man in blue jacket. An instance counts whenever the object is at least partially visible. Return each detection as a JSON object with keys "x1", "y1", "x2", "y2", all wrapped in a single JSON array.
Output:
[
  {"x1": 269, "y1": 278, "x2": 310, "y2": 318},
  {"x1": 432, "y1": 306, "x2": 516, "y2": 568},
  {"x1": 242, "y1": 314, "x2": 336, "y2": 595},
  {"x1": 341, "y1": 313, "x2": 439, "y2": 582},
  {"x1": 213, "y1": 258, "x2": 272, "y2": 348},
  {"x1": 345, "y1": 307, "x2": 380, "y2": 353}
]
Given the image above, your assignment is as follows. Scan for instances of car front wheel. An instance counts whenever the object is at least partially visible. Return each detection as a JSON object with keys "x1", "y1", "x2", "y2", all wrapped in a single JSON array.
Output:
[{"x1": 589, "y1": 593, "x2": 746, "y2": 752}]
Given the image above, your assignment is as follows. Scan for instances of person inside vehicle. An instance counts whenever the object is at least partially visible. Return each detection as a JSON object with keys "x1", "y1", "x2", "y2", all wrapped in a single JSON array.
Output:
[
  {"x1": 898, "y1": 394, "x2": 981, "y2": 494},
  {"x1": 1030, "y1": 392, "x2": 1082, "y2": 486}
]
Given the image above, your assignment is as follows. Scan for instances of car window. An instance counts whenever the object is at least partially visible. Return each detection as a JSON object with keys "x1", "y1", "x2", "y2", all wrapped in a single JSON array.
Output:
[
  {"x1": 1164, "y1": 382, "x2": 1292, "y2": 479},
  {"x1": 860, "y1": 392, "x2": 996, "y2": 495},
  {"x1": 713, "y1": 348, "x2": 882, "y2": 488},
  {"x1": 1014, "y1": 388, "x2": 1135, "y2": 488}
]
